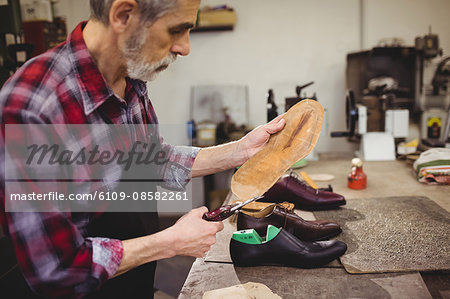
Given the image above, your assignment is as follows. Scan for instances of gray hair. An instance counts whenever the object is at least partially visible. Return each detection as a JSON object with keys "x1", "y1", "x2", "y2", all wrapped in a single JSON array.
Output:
[{"x1": 89, "y1": 0, "x2": 178, "y2": 25}]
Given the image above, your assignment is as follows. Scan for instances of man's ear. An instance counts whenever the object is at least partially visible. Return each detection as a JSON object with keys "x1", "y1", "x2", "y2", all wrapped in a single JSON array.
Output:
[{"x1": 109, "y1": 0, "x2": 139, "y2": 33}]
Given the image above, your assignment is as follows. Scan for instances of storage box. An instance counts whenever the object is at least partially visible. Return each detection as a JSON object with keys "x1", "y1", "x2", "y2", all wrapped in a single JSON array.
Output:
[
  {"x1": 21, "y1": 0, "x2": 53, "y2": 22},
  {"x1": 197, "y1": 9, "x2": 236, "y2": 27}
]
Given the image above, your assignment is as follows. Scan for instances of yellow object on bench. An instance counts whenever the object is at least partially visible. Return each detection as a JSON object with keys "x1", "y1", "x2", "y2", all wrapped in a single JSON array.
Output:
[{"x1": 300, "y1": 171, "x2": 318, "y2": 189}]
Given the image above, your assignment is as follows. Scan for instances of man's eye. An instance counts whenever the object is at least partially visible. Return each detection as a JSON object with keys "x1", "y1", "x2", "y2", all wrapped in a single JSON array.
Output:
[{"x1": 170, "y1": 29, "x2": 183, "y2": 35}]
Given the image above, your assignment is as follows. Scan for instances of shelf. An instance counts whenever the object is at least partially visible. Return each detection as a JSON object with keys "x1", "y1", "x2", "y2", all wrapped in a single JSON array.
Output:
[{"x1": 191, "y1": 25, "x2": 234, "y2": 32}]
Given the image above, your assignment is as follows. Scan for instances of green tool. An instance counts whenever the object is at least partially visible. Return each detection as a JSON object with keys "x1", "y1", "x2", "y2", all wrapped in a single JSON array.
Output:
[
  {"x1": 232, "y1": 225, "x2": 281, "y2": 244},
  {"x1": 232, "y1": 229, "x2": 263, "y2": 244},
  {"x1": 265, "y1": 225, "x2": 280, "y2": 242}
]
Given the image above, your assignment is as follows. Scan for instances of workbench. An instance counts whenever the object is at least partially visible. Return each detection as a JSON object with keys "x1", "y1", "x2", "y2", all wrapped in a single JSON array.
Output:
[{"x1": 179, "y1": 159, "x2": 450, "y2": 298}]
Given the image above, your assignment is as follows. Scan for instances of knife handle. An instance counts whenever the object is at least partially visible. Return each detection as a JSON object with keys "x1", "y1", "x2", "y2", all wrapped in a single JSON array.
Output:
[{"x1": 202, "y1": 205, "x2": 236, "y2": 221}]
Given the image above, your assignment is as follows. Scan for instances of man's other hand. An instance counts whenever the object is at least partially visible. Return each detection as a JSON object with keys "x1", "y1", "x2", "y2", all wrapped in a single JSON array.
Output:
[
  {"x1": 238, "y1": 114, "x2": 285, "y2": 164},
  {"x1": 167, "y1": 207, "x2": 224, "y2": 258},
  {"x1": 190, "y1": 114, "x2": 285, "y2": 177}
]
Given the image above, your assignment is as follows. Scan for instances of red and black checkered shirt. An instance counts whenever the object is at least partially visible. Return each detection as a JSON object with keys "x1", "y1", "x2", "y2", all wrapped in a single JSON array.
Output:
[{"x1": 0, "y1": 22, "x2": 198, "y2": 297}]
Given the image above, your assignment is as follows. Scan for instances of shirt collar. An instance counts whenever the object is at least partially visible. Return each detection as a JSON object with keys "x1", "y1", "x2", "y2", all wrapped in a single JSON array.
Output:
[
  {"x1": 67, "y1": 22, "x2": 148, "y2": 115},
  {"x1": 128, "y1": 77, "x2": 148, "y2": 99}
]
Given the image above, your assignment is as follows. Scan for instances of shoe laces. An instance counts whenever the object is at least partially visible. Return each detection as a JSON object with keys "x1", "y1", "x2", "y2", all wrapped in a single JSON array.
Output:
[
  {"x1": 275, "y1": 202, "x2": 294, "y2": 214},
  {"x1": 287, "y1": 170, "x2": 319, "y2": 195},
  {"x1": 274, "y1": 202, "x2": 294, "y2": 229}
]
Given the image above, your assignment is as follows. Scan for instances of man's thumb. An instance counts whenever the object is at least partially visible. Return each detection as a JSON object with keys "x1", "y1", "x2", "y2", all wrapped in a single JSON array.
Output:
[{"x1": 266, "y1": 118, "x2": 285, "y2": 134}]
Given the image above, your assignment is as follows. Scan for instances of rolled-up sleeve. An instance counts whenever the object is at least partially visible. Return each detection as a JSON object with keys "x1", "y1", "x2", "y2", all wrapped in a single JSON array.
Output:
[
  {"x1": 160, "y1": 145, "x2": 200, "y2": 190},
  {"x1": 89, "y1": 237, "x2": 123, "y2": 279}
]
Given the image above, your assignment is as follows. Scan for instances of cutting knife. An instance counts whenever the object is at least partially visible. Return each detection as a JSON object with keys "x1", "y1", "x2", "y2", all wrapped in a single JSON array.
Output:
[{"x1": 202, "y1": 195, "x2": 264, "y2": 222}]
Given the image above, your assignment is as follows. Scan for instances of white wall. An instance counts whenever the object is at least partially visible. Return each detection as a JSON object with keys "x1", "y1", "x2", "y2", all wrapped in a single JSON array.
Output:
[
  {"x1": 149, "y1": 0, "x2": 362, "y2": 152},
  {"x1": 54, "y1": 0, "x2": 91, "y2": 31},
  {"x1": 56, "y1": 0, "x2": 450, "y2": 153},
  {"x1": 363, "y1": 0, "x2": 450, "y2": 51}
]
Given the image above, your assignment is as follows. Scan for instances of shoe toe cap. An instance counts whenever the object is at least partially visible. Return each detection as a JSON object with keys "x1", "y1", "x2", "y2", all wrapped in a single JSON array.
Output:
[
  {"x1": 314, "y1": 193, "x2": 346, "y2": 208},
  {"x1": 313, "y1": 240, "x2": 347, "y2": 258}
]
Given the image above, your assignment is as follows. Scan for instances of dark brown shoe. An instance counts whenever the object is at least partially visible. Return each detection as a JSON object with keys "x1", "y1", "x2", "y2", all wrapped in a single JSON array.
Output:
[
  {"x1": 230, "y1": 228, "x2": 347, "y2": 268},
  {"x1": 237, "y1": 203, "x2": 342, "y2": 241},
  {"x1": 263, "y1": 173, "x2": 346, "y2": 210}
]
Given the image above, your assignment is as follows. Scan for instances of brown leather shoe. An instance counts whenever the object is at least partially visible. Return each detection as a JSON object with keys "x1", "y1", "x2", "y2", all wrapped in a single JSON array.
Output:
[
  {"x1": 237, "y1": 203, "x2": 342, "y2": 241},
  {"x1": 263, "y1": 173, "x2": 346, "y2": 210}
]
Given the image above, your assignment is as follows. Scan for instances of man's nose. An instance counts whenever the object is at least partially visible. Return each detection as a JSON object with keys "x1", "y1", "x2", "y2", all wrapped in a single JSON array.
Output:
[{"x1": 171, "y1": 32, "x2": 191, "y2": 56}]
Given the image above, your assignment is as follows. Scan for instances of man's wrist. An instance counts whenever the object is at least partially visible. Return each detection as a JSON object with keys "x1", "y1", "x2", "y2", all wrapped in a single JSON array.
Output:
[
  {"x1": 150, "y1": 229, "x2": 177, "y2": 260},
  {"x1": 233, "y1": 138, "x2": 249, "y2": 168},
  {"x1": 191, "y1": 138, "x2": 250, "y2": 177}
]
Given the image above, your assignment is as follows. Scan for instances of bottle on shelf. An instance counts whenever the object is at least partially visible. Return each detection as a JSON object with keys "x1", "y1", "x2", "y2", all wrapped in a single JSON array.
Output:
[{"x1": 267, "y1": 89, "x2": 278, "y2": 122}]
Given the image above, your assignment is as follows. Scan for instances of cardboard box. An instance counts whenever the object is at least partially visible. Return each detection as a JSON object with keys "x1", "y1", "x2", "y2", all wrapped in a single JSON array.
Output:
[
  {"x1": 197, "y1": 9, "x2": 236, "y2": 27},
  {"x1": 21, "y1": 0, "x2": 53, "y2": 22}
]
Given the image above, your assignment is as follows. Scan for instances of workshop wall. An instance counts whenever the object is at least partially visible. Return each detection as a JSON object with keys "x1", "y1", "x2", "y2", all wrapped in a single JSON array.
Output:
[
  {"x1": 148, "y1": 0, "x2": 450, "y2": 152},
  {"x1": 57, "y1": 0, "x2": 90, "y2": 31},
  {"x1": 363, "y1": 0, "x2": 450, "y2": 51},
  {"x1": 150, "y1": 0, "x2": 361, "y2": 152},
  {"x1": 57, "y1": 0, "x2": 450, "y2": 153}
]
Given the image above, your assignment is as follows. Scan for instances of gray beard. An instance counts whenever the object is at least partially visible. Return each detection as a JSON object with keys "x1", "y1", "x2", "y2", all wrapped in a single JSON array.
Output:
[
  {"x1": 123, "y1": 30, "x2": 177, "y2": 81},
  {"x1": 126, "y1": 54, "x2": 176, "y2": 81}
]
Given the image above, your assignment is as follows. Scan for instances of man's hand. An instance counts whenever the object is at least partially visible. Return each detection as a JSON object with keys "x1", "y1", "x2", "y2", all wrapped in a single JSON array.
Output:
[
  {"x1": 237, "y1": 114, "x2": 285, "y2": 164},
  {"x1": 113, "y1": 207, "x2": 223, "y2": 278},
  {"x1": 166, "y1": 207, "x2": 224, "y2": 257},
  {"x1": 191, "y1": 114, "x2": 285, "y2": 177}
]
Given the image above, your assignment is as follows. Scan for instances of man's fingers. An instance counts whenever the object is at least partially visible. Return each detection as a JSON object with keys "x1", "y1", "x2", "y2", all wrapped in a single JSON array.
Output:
[
  {"x1": 214, "y1": 221, "x2": 224, "y2": 232},
  {"x1": 193, "y1": 206, "x2": 208, "y2": 216},
  {"x1": 268, "y1": 113, "x2": 285, "y2": 124},
  {"x1": 203, "y1": 218, "x2": 224, "y2": 231},
  {"x1": 265, "y1": 118, "x2": 285, "y2": 134}
]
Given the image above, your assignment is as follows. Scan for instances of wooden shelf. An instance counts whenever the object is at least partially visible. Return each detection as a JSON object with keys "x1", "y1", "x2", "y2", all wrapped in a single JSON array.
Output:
[{"x1": 191, "y1": 25, "x2": 234, "y2": 32}]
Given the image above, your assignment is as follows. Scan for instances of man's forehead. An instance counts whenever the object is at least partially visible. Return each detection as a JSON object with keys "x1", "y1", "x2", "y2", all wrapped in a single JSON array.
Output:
[
  {"x1": 169, "y1": 0, "x2": 200, "y2": 16},
  {"x1": 160, "y1": 0, "x2": 200, "y2": 24}
]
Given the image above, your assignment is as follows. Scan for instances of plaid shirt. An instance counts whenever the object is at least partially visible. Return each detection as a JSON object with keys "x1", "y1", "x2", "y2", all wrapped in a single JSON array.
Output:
[{"x1": 0, "y1": 22, "x2": 199, "y2": 297}]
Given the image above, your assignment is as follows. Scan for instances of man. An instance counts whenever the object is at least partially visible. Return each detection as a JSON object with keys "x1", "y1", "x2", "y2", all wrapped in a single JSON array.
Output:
[{"x1": 0, "y1": 0, "x2": 285, "y2": 298}]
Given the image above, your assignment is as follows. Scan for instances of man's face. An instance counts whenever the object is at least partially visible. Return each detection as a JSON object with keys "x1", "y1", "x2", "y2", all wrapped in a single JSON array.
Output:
[{"x1": 122, "y1": 0, "x2": 200, "y2": 81}]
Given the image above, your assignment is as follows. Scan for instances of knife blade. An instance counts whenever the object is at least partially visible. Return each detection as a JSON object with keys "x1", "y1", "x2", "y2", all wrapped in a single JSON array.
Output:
[{"x1": 202, "y1": 195, "x2": 264, "y2": 222}]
